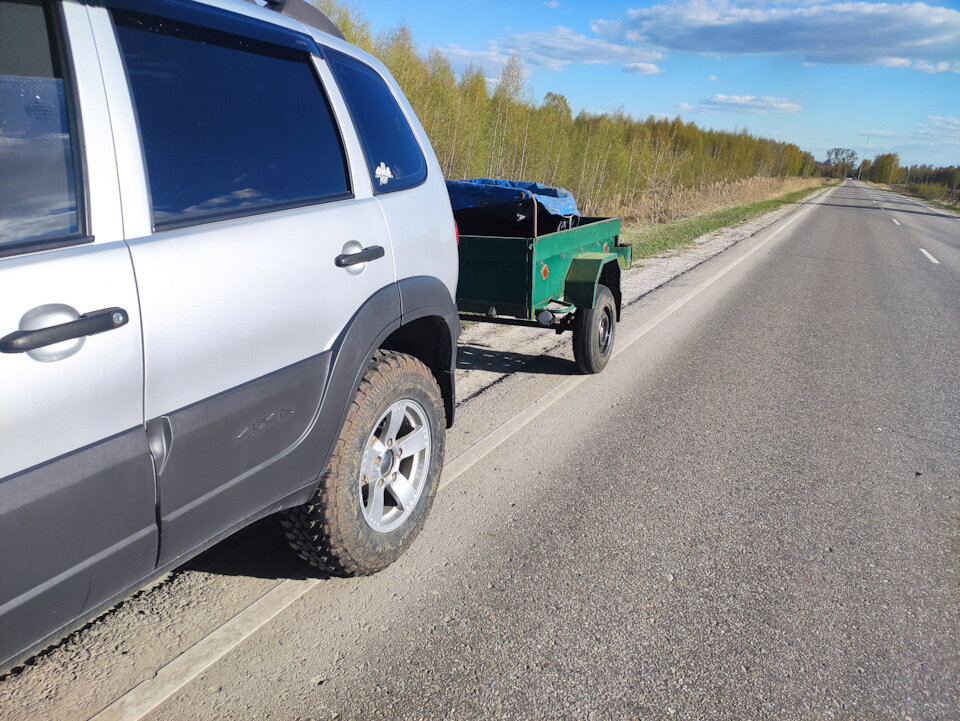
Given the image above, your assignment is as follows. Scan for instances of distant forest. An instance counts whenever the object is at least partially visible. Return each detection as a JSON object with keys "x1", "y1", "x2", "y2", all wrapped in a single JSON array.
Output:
[
  {"x1": 316, "y1": 1, "x2": 818, "y2": 221},
  {"x1": 820, "y1": 148, "x2": 958, "y2": 203}
]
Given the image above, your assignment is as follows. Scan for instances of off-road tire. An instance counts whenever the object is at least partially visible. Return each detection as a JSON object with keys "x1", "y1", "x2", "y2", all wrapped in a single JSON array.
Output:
[
  {"x1": 281, "y1": 350, "x2": 445, "y2": 576},
  {"x1": 572, "y1": 284, "x2": 616, "y2": 374}
]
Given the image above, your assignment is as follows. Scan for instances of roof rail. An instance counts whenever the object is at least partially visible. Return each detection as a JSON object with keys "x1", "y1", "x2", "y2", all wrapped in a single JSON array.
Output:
[{"x1": 244, "y1": 0, "x2": 344, "y2": 40}]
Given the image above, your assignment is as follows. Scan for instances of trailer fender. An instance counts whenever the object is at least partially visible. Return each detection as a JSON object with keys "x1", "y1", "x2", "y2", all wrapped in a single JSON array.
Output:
[{"x1": 564, "y1": 253, "x2": 623, "y2": 320}]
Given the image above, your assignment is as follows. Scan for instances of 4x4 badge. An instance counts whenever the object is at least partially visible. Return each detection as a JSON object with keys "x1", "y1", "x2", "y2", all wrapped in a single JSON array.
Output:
[
  {"x1": 235, "y1": 409, "x2": 295, "y2": 440},
  {"x1": 375, "y1": 162, "x2": 393, "y2": 186}
]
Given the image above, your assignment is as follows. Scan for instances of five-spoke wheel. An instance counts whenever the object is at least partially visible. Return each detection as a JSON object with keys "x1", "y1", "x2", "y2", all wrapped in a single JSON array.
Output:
[
  {"x1": 358, "y1": 399, "x2": 431, "y2": 533},
  {"x1": 281, "y1": 351, "x2": 445, "y2": 575}
]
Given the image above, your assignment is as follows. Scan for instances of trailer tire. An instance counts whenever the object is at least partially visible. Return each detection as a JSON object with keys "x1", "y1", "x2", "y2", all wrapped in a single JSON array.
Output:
[
  {"x1": 281, "y1": 350, "x2": 445, "y2": 576},
  {"x1": 572, "y1": 284, "x2": 616, "y2": 374}
]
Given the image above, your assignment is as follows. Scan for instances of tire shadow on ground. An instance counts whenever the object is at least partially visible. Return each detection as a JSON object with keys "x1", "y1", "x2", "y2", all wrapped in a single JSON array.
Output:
[
  {"x1": 457, "y1": 344, "x2": 576, "y2": 376},
  {"x1": 184, "y1": 516, "x2": 323, "y2": 580}
]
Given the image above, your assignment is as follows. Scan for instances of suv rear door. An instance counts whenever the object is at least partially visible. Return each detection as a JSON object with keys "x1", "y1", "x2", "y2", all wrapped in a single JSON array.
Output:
[
  {"x1": 90, "y1": 3, "x2": 397, "y2": 564},
  {"x1": 0, "y1": 0, "x2": 156, "y2": 665},
  {"x1": 323, "y1": 49, "x2": 459, "y2": 300}
]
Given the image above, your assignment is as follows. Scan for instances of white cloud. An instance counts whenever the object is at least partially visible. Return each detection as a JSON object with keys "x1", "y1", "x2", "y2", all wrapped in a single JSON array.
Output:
[
  {"x1": 928, "y1": 115, "x2": 960, "y2": 129},
  {"x1": 544, "y1": 0, "x2": 560, "y2": 7},
  {"x1": 850, "y1": 117, "x2": 960, "y2": 155},
  {"x1": 877, "y1": 57, "x2": 912, "y2": 68},
  {"x1": 698, "y1": 94, "x2": 801, "y2": 114},
  {"x1": 592, "y1": 1, "x2": 960, "y2": 72},
  {"x1": 443, "y1": 45, "x2": 512, "y2": 70},
  {"x1": 623, "y1": 62, "x2": 663, "y2": 74},
  {"x1": 678, "y1": 102, "x2": 693, "y2": 110},
  {"x1": 590, "y1": 19, "x2": 621, "y2": 37},
  {"x1": 708, "y1": 74, "x2": 719, "y2": 80},
  {"x1": 918, "y1": 115, "x2": 960, "y2": 144},
  {"x1": 441, "y1": 26, "x2": 662, "y2": 74},
  {"x1": 913, "y1": 60, "x2": 960, "y2": 73}
]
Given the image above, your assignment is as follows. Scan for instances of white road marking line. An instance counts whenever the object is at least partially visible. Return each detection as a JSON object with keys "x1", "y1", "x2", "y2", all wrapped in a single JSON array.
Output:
[
  {"x1": 919, "y1": 248, "x2": 940, "y2": 264},
  {"x1": 87, "y1": 186, "x2": 833, "y2": 721},
  {"x1": 89, "y1": 579, "x2": 320, "y2": 721},
  {"x1": 891, "y1": 218, "x2": 901, "y2": 226},
  {"x1": 907, "y1": 199, "x2": 952, "y2": 217}
]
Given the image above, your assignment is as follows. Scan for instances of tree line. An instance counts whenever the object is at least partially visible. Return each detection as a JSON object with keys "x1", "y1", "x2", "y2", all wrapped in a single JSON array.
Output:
[
  {"x1": 316, "y1": 1, "x2": 817, "y2": 221},
  {"x1": 821, "y1": 148, "x2": 957, "y2": 201}
]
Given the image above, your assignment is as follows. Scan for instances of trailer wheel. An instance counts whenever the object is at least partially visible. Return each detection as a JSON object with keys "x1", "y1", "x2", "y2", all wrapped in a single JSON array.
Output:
[
  {"x1": 572, "y1": 284, "x2": 616, "y2": 374},
  {"x1": 281, "y1": 350, "x2": 445, "y2": 576}
]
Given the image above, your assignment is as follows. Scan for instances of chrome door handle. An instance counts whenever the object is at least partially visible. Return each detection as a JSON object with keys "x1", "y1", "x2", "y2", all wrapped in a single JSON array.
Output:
[
  {"x1": 334, "y1": 245, "x2": 385, "y2": 268},
  {"x1": 0, "y1": 307, "x2": 128, "y2": 353}
]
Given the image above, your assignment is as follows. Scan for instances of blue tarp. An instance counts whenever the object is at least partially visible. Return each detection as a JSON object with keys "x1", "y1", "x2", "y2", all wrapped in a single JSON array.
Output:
[{"x1": 445, "y1": 178, "x2": 579, "y2": 217}]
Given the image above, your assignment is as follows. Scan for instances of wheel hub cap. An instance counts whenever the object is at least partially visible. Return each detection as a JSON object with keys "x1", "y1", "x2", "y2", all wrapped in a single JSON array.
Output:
[
  {"x1": 599, "y1": 312, "x2": 612, "y2": 353},
  {"x1": 378, "y1": 449, "x2": 394, "y2": 476}
]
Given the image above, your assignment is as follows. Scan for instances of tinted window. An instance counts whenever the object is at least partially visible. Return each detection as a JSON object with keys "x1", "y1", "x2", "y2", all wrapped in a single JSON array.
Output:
[
  {"x1": 0, "y1": 0, "x2": 81, "y2": 247},
  {"x1": 113, "y1": 11, "x2": 349, "y2": 228},
  {"x1": 325, "y1": 50, "x2": 426, "y2": 193}
]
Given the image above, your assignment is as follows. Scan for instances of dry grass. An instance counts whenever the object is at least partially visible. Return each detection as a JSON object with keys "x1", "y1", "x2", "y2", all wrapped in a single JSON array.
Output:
[
  {"x1": 621, "y1": 178, "x2": 836, "y2": 261},
  {"x1": 866, "y1": 182, "x2": 960, "y2": 215},
  {"x1": 893, "y1": 184, "x2": 960, "y2": 214},
  {"x1": 619, "y1": 176, "x2": 830, "y2": 224}
]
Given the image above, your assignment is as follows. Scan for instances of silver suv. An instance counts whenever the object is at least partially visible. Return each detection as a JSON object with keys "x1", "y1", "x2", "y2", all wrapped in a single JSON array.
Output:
[{"x1": 0, "y1": 0, "x2": 459, "y2": 671}]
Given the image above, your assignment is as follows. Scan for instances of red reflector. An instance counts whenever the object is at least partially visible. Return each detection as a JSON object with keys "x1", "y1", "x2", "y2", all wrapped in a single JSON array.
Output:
[
  {"x1": 455, "y1": 221, "x2": 459, "y2": 246},
  {"x1": 541, "y1": 263, "x2": 549, "y2": 280}
]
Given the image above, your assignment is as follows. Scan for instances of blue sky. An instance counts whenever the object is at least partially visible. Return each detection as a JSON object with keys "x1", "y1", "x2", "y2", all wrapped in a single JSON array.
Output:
[{"x1": 355, "y1": 0, "x2": 960, "y2": 167}]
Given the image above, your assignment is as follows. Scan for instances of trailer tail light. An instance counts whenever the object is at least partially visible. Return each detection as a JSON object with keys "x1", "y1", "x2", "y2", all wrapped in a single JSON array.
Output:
[
  {"x1": 455, "y1": 221, "x2": 459, "y2": 246},
  {"x1": 541, "y1": 263, "x2": 549, "y2": 280}
]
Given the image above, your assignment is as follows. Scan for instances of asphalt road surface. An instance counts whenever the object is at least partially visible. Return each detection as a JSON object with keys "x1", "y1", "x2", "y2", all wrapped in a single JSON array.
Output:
[{"x1": 2, "y1": 182, "x2": 957, "y2": 720}]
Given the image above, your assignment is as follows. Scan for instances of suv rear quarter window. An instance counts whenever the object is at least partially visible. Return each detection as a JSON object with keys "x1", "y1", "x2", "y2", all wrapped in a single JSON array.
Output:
[
  {"x1": 112, "y1": 10, "x2": 350, "y2": 229},
  {"x1": 325, "y1": 49, "x2": 427, "y2": 194}
]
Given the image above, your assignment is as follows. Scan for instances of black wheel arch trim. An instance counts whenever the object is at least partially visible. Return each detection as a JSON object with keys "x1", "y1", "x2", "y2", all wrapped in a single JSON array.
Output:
[
  {"x1": 305, "y1": 277, "x2": 459, "y2": 501},
  {"x1": 397, "y1": 275, "x2": 461, "y2": 427},
  {"x1": 307, "y1": 284, "x2": 403, "y2": 484}
]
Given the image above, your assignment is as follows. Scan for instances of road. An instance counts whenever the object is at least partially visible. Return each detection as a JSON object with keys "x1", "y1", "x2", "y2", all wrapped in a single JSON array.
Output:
[{"x1": 2, "y1": 181, "x2": 957, "y2": 720}]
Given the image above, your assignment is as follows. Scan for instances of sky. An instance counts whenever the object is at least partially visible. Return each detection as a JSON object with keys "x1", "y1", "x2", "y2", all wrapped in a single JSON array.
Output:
[{"x1": 354, "y1": 0, "x2": 960, "y2": 167}]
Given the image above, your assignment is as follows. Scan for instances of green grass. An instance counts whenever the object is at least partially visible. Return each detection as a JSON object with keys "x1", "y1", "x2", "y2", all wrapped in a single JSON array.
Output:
[
  {"x1": 893, "y1": 188, "x2": 960, "y2": 216},
  {"x1": 917, "y1": 198, "x2": 960, "y2": 215},
  {"x1": 621, "y1": 183, "x2": 836, "y2": 263}
]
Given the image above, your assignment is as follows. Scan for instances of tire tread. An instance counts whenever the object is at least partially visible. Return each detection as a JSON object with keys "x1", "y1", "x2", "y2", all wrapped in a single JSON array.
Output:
[{"x1": 280, "y1": 350, "x2": 441, "y2": 576}]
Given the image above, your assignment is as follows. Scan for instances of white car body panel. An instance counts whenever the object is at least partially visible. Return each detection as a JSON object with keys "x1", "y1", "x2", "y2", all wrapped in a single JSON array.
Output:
[{"x1": 0, "y1": 5, "x2": 142, "y2": 478}]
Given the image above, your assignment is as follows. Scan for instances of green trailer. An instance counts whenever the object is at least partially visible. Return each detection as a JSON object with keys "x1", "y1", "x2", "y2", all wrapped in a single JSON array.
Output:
[{"x1": 452, "y1": 191, "x2": 632, "y2": 373}]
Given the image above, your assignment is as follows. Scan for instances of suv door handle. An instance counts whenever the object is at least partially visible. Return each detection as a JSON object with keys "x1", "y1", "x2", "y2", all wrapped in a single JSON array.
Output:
[
  {"x1": 0, "y1": 307, "x2": 129, "y2": 353},
  {"x1": 334, "y1": 245, "x2": 385, "y2": 268}
]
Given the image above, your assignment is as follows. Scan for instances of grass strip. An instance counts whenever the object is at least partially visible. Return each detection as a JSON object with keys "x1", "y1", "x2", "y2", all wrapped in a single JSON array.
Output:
[
  {"x1": 892, "y1": 190, "x2": 960, "y2": 216},
  {"x1": 622, "y1": 183, "x2": 834, "y2": 263}
]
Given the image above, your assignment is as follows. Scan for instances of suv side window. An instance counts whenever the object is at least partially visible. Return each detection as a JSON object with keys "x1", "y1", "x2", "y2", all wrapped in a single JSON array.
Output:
[
  {"x1": 112, "y1": 10, "x2": 350, "y2": 229},
  {"x1": 325, "y1": 49, "x2": 427, "y2": 194},
  {"x1": 0, "y1": 0, "x2": 83, "y2": 251}
]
